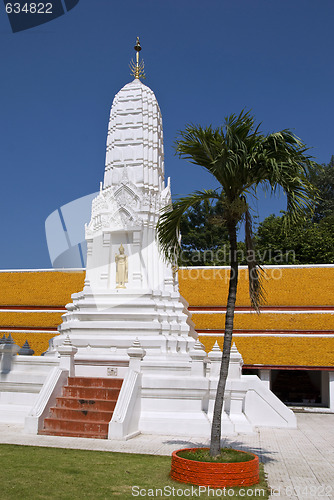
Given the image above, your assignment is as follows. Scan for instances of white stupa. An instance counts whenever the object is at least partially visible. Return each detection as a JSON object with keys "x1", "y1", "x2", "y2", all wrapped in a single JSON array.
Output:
[{"x1": 52, "y1": 40, "x2": 197, "y2": 371}]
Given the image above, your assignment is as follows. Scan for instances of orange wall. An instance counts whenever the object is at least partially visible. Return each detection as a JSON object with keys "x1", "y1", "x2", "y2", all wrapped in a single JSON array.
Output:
[
  {"x1": 0, "y1": 270, "x2": 85, "y2": 306},
  {"x1": 179, "y1": 266, "x2": 334, "y2": 307},
  {"x1": 0, "y1": 267, "x2": 333, "y2": 364}
]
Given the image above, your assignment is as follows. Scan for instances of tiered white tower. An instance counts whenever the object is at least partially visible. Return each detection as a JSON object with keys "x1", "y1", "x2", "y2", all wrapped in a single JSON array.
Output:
[
  {"x1": 52, "y1": 47, "x2": 196, "y2": 372},
  {"x1": 45, "y1": 42, "x2": 296, "y2": 437}
]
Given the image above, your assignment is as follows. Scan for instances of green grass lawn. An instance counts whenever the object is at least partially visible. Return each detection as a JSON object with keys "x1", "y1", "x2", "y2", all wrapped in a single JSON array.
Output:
[{"x1": 0, "y1": 444, "x2": 270, "y2": 499}]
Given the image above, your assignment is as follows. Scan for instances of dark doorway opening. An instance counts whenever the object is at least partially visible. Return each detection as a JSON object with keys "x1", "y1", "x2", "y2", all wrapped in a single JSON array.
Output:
[
  {"x1": 242, "y1": 368, "x2": 259, "y2": 376},
  {"x1": 271, "y1": 370, "x2": 323, "y2": 406}
]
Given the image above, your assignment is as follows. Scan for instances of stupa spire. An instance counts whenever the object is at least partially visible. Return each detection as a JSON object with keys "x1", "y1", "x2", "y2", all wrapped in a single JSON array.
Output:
[{"x1": 130, "y1": 37, "x2": 145, "y2": 80}]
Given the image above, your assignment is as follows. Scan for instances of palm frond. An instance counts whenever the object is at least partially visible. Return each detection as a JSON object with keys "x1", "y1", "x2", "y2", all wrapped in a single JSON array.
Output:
[
  {"x1": 156, "y1": 190, "x2": 220, "y2": 263},
  {"x1": 250, "y1": 129, "x2": 316, "y2": 228},
  {"x1": 163, "y1": 112, "x2": 316, "y2": 297},
  {"x1": 174, "y1": 111, "x2": 262, "y2": 200},
  {"x1": 175, "y1": 125, "x2": 227, "y2": 187}
]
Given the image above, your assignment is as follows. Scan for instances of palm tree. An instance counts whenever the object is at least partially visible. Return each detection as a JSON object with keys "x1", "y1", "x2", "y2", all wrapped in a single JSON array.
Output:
[{"x1": 156, "y1": 111, "x2": 316, "y2": 456}]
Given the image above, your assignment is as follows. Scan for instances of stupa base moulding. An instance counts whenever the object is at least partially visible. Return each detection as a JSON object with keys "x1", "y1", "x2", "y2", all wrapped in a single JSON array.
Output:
[{"x1": 21, "y1": 336, "x2": 296, "y2": 439}]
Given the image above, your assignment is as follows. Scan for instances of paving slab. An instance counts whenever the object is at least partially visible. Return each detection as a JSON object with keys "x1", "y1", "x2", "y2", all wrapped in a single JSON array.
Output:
[{"x1": 0, "y1": 414, "x2": 334, "y2": 498}]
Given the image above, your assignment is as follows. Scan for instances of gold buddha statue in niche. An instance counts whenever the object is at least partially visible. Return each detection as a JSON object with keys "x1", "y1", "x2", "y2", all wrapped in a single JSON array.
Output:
[{"x1": 115, "y1": 244, "x2": 128, "y2": 288}]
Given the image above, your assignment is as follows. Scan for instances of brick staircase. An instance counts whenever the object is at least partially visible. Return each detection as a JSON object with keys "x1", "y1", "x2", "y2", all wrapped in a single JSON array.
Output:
[{"x1": 39, "y1": 377, "x2": 123, "y2": 439}]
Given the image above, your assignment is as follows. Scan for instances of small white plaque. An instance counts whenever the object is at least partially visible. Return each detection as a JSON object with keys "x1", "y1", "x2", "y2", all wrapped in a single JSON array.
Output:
[{"x1": 107, "y1": 367, "x2": 118, "y2": 376}]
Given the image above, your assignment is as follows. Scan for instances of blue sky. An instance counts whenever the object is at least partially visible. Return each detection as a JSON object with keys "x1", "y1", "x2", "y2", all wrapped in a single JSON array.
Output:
[{"x1": 0, "y1": 0, "x2": 333, "y2": 269}]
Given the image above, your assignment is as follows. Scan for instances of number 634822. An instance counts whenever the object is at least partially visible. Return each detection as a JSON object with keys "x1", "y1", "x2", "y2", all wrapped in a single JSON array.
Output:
[{"x1": 6, "y1": 3, "x2": 53, "y2": 14}]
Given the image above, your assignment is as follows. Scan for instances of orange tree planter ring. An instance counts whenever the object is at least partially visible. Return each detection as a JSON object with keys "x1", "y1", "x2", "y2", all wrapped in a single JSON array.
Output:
[{"x1": 171, "y1": 448, "x2": 259, "y2": 488}]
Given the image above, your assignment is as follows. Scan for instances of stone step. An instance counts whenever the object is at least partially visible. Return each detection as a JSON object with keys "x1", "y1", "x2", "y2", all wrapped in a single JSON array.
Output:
[
  {"x1": 49, "y1": 407, "x2": 113, "y2": 422},
  {"x1": 39, "y1": 429, "x2": 108, "y2": 439},
  {"x1": 40, "y1": 376, "x2": 123, "y2": 439},
  {"x1": 56, "y1": 396, "x2": 117, "y2": 412},
  {"x1": 43, "y1": 417, "x2": 109, "y2": 435},
  {"x1": 68, "y1": 377, "x2": 122, "y2": 389},
  {"x1": 62, "y1": 386, "x2": 120, "y2": 400}
]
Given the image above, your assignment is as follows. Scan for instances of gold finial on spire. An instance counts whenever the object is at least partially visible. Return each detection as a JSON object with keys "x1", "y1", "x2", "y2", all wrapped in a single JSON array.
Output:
[{"x1": 129, "y1": 37, "x2": 145, "y2": 80}]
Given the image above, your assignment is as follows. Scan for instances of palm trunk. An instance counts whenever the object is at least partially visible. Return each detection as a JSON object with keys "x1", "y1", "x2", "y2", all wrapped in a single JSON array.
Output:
[{"x1": 210, "y1": 223, "x2": 239, "y2": 456}]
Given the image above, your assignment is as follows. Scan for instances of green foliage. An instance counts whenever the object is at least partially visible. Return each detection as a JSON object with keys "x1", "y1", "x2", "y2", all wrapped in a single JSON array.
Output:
[
  {"x1": 308, "y1": 155, "x2": 334, "y2": 223},
  {"x1": 255, "y1": 213, "x2": 334, "y2": 264},
  {"x1": 178, "y1": 156, "x2": 334, "y2": 266},
  {"x1": 254, "y1": 156, "x2": 334, "y2": 265},
  {"x1": 179, "y1": 200, "x2": 229, "y2": 265}
]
